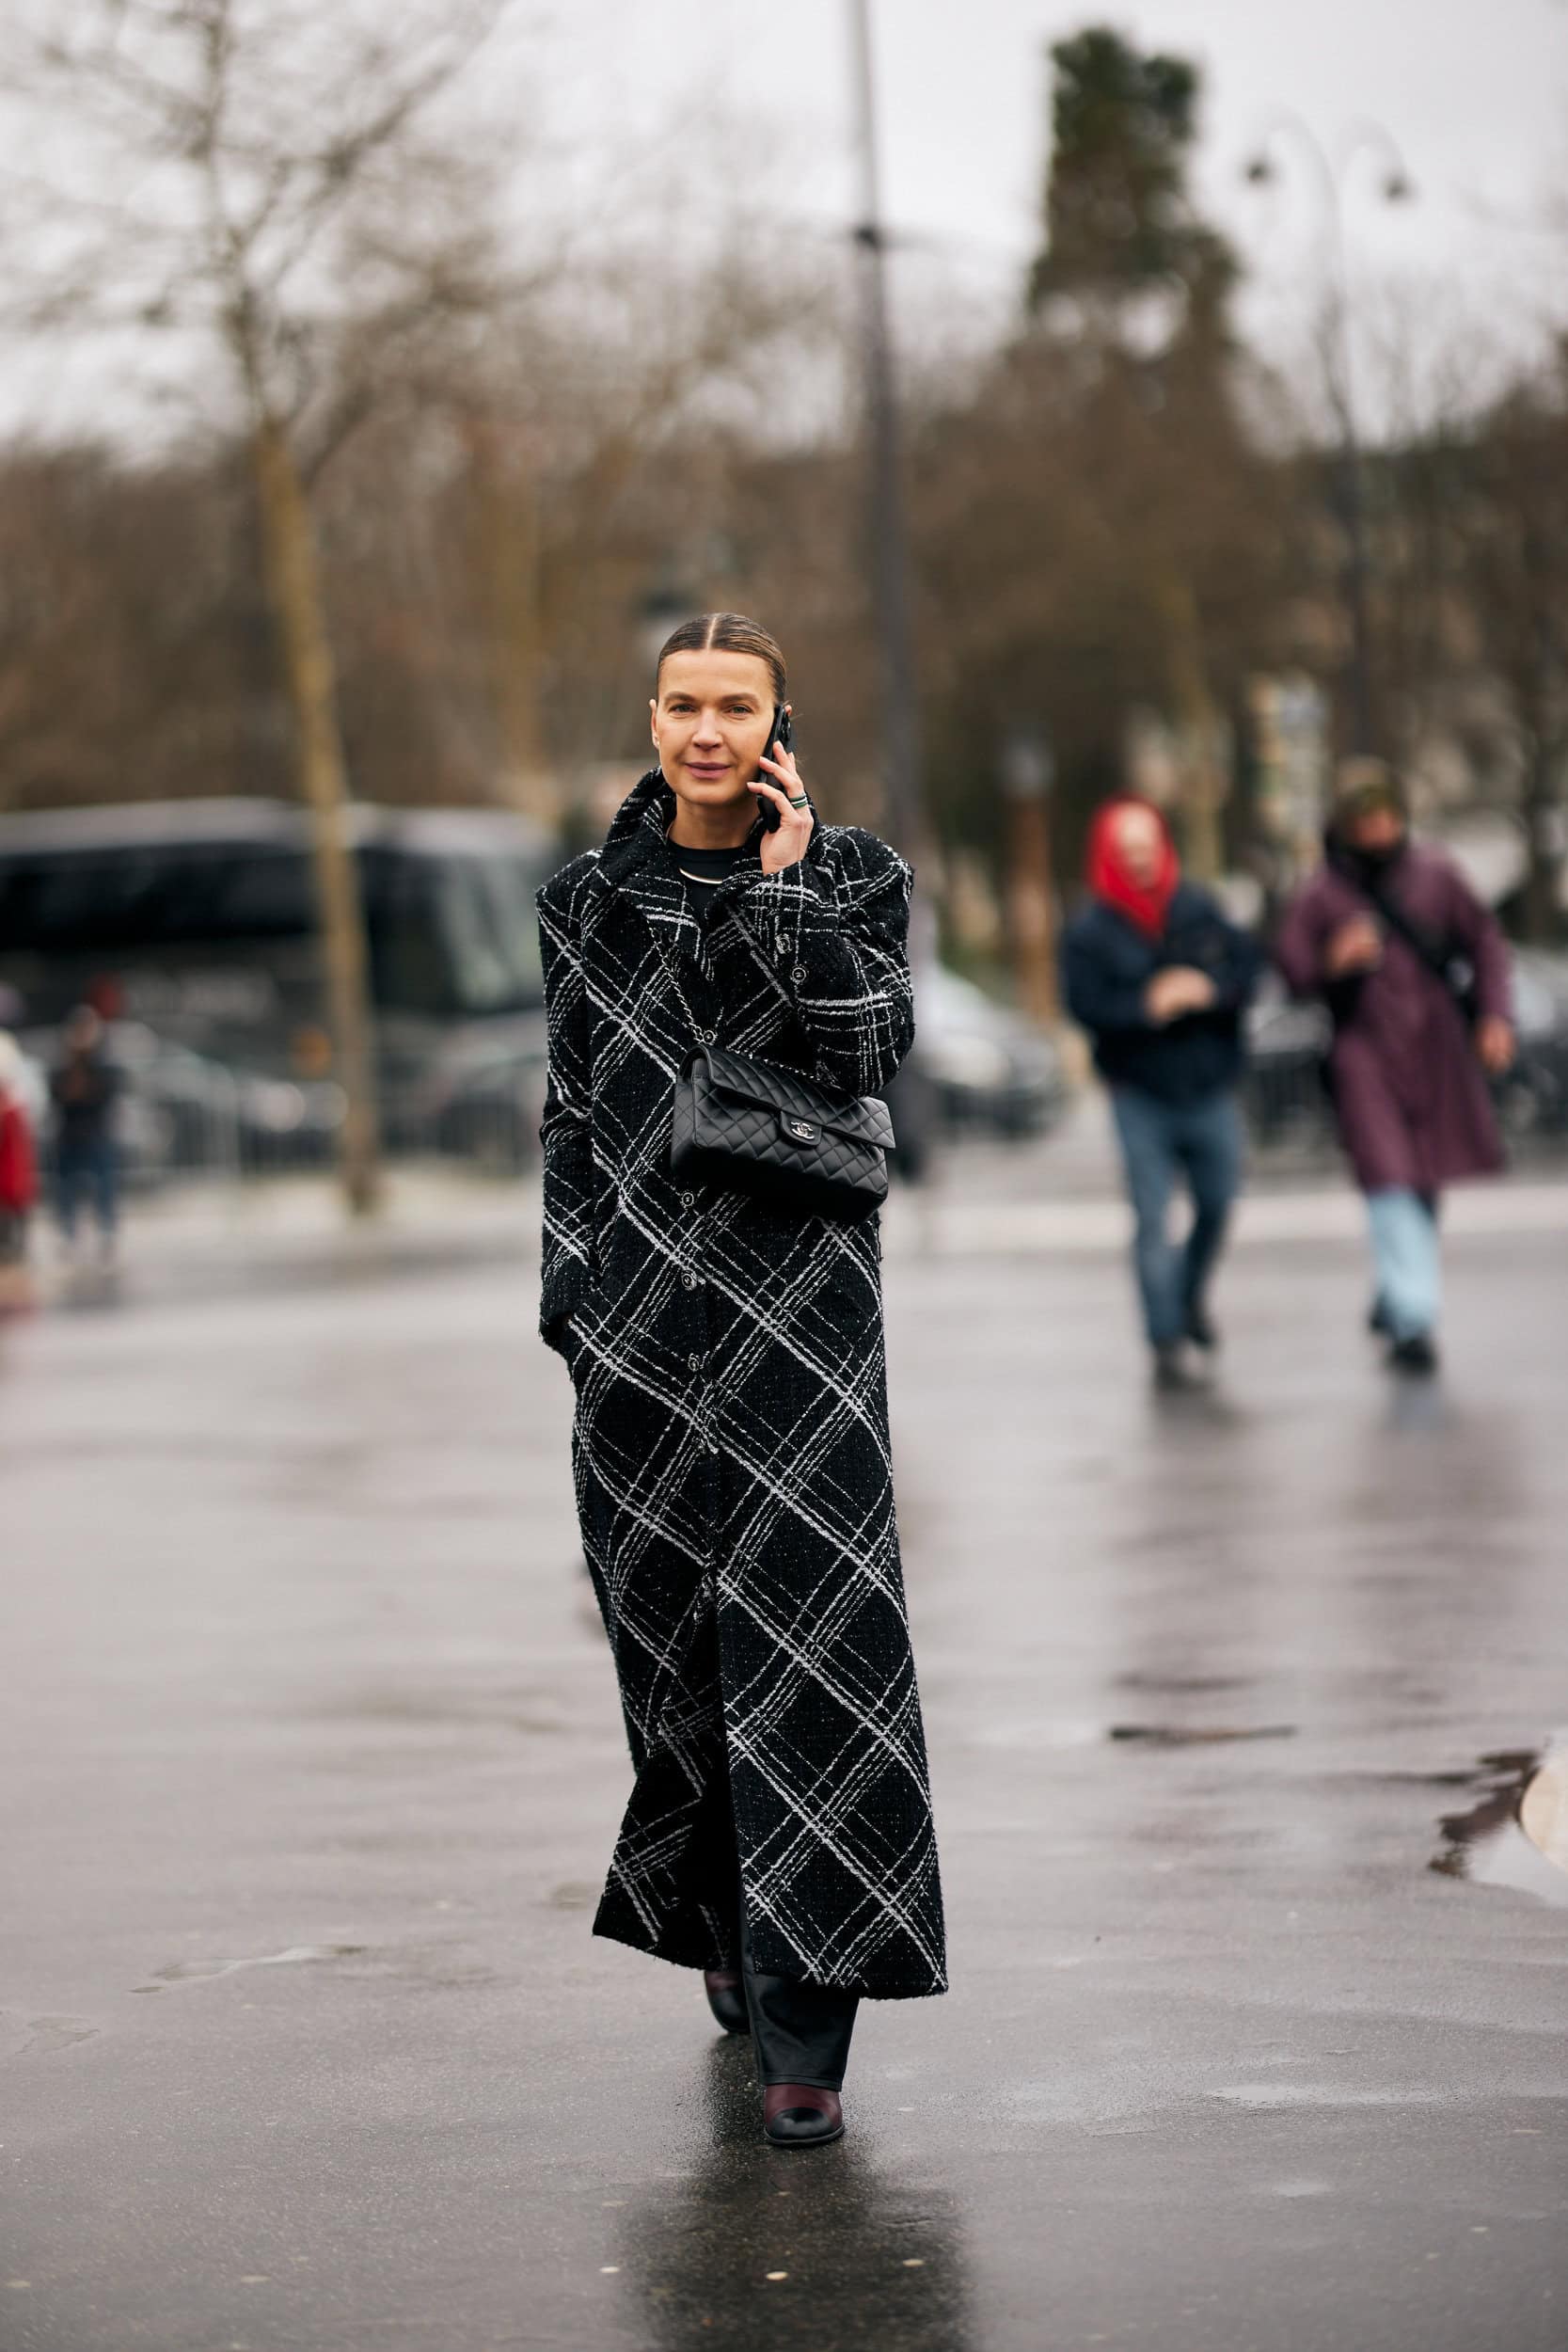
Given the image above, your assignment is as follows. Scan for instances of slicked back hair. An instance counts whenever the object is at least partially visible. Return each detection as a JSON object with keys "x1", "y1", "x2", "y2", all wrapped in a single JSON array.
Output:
[{"x1": 655, "y1": 612, "x2": 786, "y2": 706}]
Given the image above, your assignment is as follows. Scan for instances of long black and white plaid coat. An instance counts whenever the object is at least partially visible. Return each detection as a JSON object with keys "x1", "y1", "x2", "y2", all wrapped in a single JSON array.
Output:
[{"x1": 536, "y1": 767, "x2": 946, "y2": 2001}]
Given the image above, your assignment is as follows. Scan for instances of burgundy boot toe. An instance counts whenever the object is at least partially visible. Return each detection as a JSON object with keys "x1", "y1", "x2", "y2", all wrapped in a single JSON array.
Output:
[{"x1": 762, "y1": 2083, "x2": 844, "y2": 2149}]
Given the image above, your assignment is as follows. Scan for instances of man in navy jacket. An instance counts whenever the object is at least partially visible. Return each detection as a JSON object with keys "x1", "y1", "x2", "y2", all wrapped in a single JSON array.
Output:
[{"x1": 1062, "y1": 799, "x2": 1261, "y2": 1388}]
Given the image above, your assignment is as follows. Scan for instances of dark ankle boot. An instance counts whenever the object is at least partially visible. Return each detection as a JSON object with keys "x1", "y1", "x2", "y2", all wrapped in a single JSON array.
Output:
[
  {"x1": 762, "y1": 2083, "x2": 844, "y2": 2148},
  {"x1": 1183, "y1": 1298, "x2": 1219, "y2": 1350},
  {"x1": 703, "y1": 1968, "x2": 750, "y2": 2036},
  {"x1": 740, "y1": 1909, "x2": 858, "y2": 2149}
]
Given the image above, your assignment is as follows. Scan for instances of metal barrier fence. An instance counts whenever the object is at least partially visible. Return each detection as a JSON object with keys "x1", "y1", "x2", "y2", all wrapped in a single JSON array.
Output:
[
  {"x1": 23, "y1": 1027, "x2": 549, "y2": 1194},
  {"x1": 1238, "y1": 1038, "x2": 1568, "y2": 1169},
  {"x1": 25, "y1": 1025, "x2": 1567, "y2": 1201}
]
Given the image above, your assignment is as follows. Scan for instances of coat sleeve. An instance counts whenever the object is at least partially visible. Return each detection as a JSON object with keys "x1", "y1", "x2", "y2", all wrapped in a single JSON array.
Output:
[
  {"x1": 535, "y1": 863, "x2": 598, "y2": 1355},
  {"x1": 1060, "y1": 917, "x2": 1152, "y2": 1036},
  {"x1": 1442, "y1": 862, "x2": 1513, "y2": 1025},
  {"x1": 728, "y1": 831, "x2": 915, "y2": 1095}
]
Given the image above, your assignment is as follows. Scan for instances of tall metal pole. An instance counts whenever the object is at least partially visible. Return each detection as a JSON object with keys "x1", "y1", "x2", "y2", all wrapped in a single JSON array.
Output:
[
  {"x1": 1320, "y1": 193, "x2": 1376, "y2": 757},
  {"x1": 847, "y1": 0, "x2": 922, "y2": 856},
  {"x1": 1244, "y1": 118, "x2": 1413, "y2": 759}
]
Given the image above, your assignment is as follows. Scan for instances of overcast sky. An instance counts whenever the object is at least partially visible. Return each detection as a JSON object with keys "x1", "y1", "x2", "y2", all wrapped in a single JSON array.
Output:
[
  {"x1": 549, "y1": 0, "x2": 1568, "y2": 405},
  {"x1": 10, "y1": 0, "x2": 1565, "y2": 439}
]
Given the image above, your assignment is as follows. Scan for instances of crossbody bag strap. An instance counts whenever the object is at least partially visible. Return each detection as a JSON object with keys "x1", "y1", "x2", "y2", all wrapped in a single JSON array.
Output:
[{"x1": 1341, "y1": 869, "x2": 1475, "y2": 1019}]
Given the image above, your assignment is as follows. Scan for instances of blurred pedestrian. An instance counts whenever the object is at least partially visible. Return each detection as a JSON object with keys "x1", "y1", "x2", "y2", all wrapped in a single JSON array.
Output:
[
  {"x1": 1062, "y1": 798, "x2": 1261, "y2": 1390},
  {"x1": 0, "y1": 1034, "x2": 40, "y2": 1312},
  {"x1": 1275, "y1": 762, "x2": 1513, "y2": 1375},
  {"x1": 536, "y1": 612, "x2": 945, "y2": 2153},
  {"x1": 50, "y1": 1006, "x2": 122, "y2": 1266}
]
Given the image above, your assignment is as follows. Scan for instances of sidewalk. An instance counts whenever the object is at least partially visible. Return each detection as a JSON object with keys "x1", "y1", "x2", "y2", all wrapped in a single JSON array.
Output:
[{"x1": 55, "y1": 1091, "x2": 1568, "y2": 1310}]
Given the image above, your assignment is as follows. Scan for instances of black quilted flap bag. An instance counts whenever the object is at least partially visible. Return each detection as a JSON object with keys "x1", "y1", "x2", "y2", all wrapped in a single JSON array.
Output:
[{"x1": 670, "y1": 1044, "x2": 894, "y2": 1221}]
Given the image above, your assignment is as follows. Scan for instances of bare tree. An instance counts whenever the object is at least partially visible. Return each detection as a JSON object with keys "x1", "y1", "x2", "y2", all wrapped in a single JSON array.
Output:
[{"x1": 5, "y1": 0, "x2": 512, "y2": 1212}]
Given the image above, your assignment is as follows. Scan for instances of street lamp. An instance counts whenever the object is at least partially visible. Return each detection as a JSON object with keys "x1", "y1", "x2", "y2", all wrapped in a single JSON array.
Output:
[
  {"x1": 846, "y1": 0, "x2": 922, "y2": 860},
  {"x1": 844, "y1": 0, "x2": 939, "y2": 1184},
  {"x1": 1243, "y1": 116, "x2": 1416, "y2": 756}
]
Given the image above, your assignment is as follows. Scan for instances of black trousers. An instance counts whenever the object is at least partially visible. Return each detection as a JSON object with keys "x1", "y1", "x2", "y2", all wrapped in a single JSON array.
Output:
[{"x1": 740, "y1": 1902, "x2": 859, "y2": 2090}]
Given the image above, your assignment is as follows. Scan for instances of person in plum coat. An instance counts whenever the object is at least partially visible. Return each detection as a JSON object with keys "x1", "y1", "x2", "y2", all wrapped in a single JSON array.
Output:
[{"x1": 1274, "y1": 761, "x2": 1514, "y2": 1375}]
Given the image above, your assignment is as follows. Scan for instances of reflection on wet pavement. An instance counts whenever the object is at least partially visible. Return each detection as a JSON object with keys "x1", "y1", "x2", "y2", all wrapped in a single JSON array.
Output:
[
  {"x1": 1430, "y1": 1745, "x2": 1568, "y2": 1908},
  {"x1": 604, "y1": 2040, "x2": 976, "y2": 2352}
]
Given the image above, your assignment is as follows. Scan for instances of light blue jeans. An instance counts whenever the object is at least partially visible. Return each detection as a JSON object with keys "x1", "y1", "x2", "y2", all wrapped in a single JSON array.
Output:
[
  {"x1": 1366, "y1": 1188, "x2": 1440, "y2": 1342},
  {"x1": 1110, "y1": 1086, "x2": 1244, "y2": 1348}
]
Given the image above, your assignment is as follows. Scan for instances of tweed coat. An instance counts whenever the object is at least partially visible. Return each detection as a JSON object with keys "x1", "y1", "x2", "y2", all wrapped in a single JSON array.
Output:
[
  {"x1": 1274, "y1": 841, "x2": 1510, "y2": 1193},
  {"x1": 535, "y1": 767, "x2": 946, "y2": 2001}
]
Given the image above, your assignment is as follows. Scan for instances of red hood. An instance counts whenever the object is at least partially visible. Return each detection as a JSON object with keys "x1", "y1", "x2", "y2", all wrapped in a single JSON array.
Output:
[{"x1": 1086, "y1": 799, "x2": 1180, "y2": 939}]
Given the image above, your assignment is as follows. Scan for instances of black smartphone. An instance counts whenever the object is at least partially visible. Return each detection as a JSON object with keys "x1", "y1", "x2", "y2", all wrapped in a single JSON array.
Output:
[{"x1": 753, "y1": 704, "x2": 794, "y2": 826}]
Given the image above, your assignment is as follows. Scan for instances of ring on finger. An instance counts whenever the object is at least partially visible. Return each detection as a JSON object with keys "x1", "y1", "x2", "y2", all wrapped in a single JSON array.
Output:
[{"x1": 788, "y1": 792, "x2": 809, "y2": 809}]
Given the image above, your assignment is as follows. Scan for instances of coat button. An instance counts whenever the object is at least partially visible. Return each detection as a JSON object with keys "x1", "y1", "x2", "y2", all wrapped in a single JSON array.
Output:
[
  {"x1": 688, "y1": 1351, "x2": 704, "y2": 1370},
  {"x1": 680, "y1": 1190, "x2": 695, "y2": 1207},
  {"x1": 790, "y1": 965, "x2": 806, "y2": 984},
  {"x1": 681, "y1": 1273, "x2": 697, "y2": 1291},
  {"x1": 698, "y1": 1025, "x2": 717, "y2": 1043}
]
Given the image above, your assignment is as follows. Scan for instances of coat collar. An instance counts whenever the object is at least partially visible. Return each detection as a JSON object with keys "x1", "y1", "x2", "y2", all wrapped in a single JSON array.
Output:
[
  {"x1": 593, "y1": 764, "x2": 826, "y2": 930},
  {"x1": 593, "y1": 767, "x2": 689, "y2": 930}
]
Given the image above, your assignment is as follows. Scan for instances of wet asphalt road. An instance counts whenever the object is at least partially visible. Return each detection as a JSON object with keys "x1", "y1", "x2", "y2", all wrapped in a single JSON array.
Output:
[{"x1": 2, "y1": 1168, "x2": 1565, "y2": 2352}]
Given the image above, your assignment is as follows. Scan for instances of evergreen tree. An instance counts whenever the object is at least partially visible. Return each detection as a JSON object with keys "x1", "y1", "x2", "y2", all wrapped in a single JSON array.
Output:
[{"x1": 1027, "y1": 25, "x2": 1237, "y2": 339}]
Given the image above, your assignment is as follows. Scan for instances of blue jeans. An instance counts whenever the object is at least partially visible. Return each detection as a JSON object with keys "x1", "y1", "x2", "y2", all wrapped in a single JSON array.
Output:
[
  {"x1": 1110, "y1": 1087, "x2": 1243, "y2": 1348},
  {"x1": 1366, "y1": 1188, "x2": 1440, "y2": 1342},
  {"x1": 55, "y1": 1138, "x2": 119, "y2": 1244}
]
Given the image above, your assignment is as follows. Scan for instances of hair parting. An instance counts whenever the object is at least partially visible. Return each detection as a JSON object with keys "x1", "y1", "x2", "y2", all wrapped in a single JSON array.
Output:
[{"x1": 655, "y1": 612, "x2": 786, "y2": 705}]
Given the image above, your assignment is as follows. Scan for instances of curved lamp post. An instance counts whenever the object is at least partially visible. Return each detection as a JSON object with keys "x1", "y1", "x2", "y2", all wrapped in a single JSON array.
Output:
[{"x1": 1243, "y1": 116, "x2": 1415, "y2": 755}]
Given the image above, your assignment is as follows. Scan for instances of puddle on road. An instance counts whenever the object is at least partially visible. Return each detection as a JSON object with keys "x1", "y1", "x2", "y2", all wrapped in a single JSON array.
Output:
[
  {"x1": 1430, "y1": 1743, "x2": 1568, "y2": 1909},
  {"x1": 971, "y1": 1714, "x2": 1296, "y2": 1753},
  {"x1": 1211, "y1": 2082, "x2": 1445, "y2": 2110},
  {"x1": 135, "y1": 1944, "x2": 367, "y2": 1992},
  {"x1": 1117, "y1": 1672, "x2": 1254, "y2": 1698},
  {"x1": 1108, "y1": 1723, "x2": 1297, "y2": 1748}
]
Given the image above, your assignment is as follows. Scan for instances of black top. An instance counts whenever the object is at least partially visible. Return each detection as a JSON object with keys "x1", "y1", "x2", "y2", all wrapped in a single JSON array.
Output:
[
  {"x1": 671, "y1": 839, "x2": 758, "y2": 920},
  {"x1": 1060, "y1": 882, "x2": 1263, "y2": 1107}
]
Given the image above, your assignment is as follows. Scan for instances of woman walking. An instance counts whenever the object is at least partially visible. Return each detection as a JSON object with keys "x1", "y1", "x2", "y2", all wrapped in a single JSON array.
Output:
[
  {"x1": 1061, "y1": 798, "x2": 1260, "y2": 1390},
  {"x1": 50, "y1": 1006, "x2": 121, "y2": 1268},
  {"x1": 1275, "y1": 760, "x2": 1514, "y2": 1375},
  {"x1": 536, "y1": 612, "x2": 945, "y2": 2150}
]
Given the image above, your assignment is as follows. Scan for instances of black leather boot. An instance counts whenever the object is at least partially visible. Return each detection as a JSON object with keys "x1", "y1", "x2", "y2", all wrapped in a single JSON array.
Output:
[
  {"x1": 1183, "y1": 1297, "x2": 1219, "y2": 1350},
  {"x1": 703, "y1": 1969, "x2": 750, "y2": 2036},
  {"x1": 740, "y1": 1910, "x2": 858, "y2": 2150}
]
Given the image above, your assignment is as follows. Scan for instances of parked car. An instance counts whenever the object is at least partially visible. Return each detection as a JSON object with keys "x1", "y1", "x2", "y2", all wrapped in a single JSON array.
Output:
[
  {"x1": 1494, "y1": 950, "x2": 1568, "y2": 1140},
  {"x1": 918, "y1": 965, "x2": 1069, "y2": 1138},
  {"x1": 400, "y1": 1038, "x2": 549, "y2": 1175}
]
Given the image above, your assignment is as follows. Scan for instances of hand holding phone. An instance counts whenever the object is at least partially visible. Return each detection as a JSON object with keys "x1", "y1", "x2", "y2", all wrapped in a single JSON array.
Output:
[
  {"x1": 750, "y1": 705, "x2": 813, "y2": 873},
  {"x1": 752, "y1": 705, "x2": 795, "y2": 828}
]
